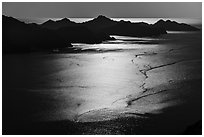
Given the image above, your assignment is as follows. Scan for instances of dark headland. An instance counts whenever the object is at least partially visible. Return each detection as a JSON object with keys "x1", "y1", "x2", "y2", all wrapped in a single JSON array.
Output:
[{"x1": 3, "y1": 15, "x2": 199, "y2": 53}]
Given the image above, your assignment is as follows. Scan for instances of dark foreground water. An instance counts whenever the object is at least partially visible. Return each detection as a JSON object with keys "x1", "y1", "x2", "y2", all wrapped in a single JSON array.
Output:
[{"x1": 3, "y1": 31, "x2": 202, "y2": 134}]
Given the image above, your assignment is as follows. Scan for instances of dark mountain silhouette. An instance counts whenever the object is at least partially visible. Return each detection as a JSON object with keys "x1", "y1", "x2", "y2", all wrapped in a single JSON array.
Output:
[
  {"x1": 153, "y1": 19, "x2": 200, "y2": 31},
  {"x1": 40, "y1": 15, "x2": 199, "y2": 40},
  {"x1": 41, "y1": 16, "x2": 115, "y2": 44},
  {"x1": 103, "y1": 20, "x2": 167, "y2": 37},
  {"x1": 82, "y1": 15, "x2": 117, "y2": 32},
  {"x1": 3, "y1": 15, "x2": 200, "y2": 53},
  {"x1": 57, "y1": 26, "x2": 114, "y2": 44},
  {"x1": 41, "y1": 15, "x2": 117, "y2": 31},
  {"x1": 41, "y1": 18, "x2": 77, "y2": 30},
  {"x1": 41, "y1": 15, "x2": 167, "y2": 37},
  {"x1": 81, "y1": 15, "x2": 167, "y2": 37},
  {"x1": 3, "y1": 15, "x2": 71, "y2": 53}
]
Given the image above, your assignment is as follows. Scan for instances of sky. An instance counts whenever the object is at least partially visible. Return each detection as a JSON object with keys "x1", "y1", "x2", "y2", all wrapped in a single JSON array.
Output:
[{"x1": 2, "y1": 2, "x2": 202, "y2": 19}]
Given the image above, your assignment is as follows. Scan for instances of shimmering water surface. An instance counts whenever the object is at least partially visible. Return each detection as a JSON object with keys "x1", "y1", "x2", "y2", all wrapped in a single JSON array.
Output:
[{"x1": 4, "y1": 28, "x2": 202, "y2": 125}]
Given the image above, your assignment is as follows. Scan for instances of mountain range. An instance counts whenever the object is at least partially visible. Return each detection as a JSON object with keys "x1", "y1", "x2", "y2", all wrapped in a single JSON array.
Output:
[{"x1": 3, "y1": 15, "x2": 200, "y2": 53}]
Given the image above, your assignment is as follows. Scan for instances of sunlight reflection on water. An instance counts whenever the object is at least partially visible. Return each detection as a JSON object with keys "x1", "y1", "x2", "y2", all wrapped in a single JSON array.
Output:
[
  {"x1": 33, "y1": 35, "x2": 162, "y2": 121},
  {"x1": 4, "y1": 35, "x2": 164, "y2": 122},
  {"x1": 47, "y1": 52, "x2": 145, "y2": 120},
  {"x1": 72, "y1": 35, "x2": 160, "y2": 51}
]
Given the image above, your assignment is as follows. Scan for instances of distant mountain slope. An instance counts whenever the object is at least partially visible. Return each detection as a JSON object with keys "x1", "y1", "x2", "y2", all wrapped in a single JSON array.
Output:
[
  {"x1": 102, "y1": 20, "x2": 167, "y2": 37},
  {"x1": 2, "y1": 15, "x2": 114, "y2": 53},
  {"x1": 153, "y1": 19, "x2": 200, "y2": 31},
  {"x1": 41, "y1": 18, "x2": 77, "y2": 30},
  {"x1": 3, "y1": 15, "x2": 71, "y2": 53},
  {"x1": 41, "y1": 15, "x2": 168, "y2": 37},
  {"x1": 82, "y1": 15, "x2": 117, "y2": 32},
  {"x1": 57, "y1": 26, "x2": 114, "y2": 44},
  {"x1": 40, "y1": 15, "x2": 199, "y2": 38},
  {"x1": 41, "y1": 15, "x2": 115, "y2": 44}
]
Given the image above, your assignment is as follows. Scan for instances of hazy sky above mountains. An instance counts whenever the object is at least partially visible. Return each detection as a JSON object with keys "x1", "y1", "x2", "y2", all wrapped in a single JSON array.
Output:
[{"x1": 2, "y1": 2, "x2": 202, "y2": 19}]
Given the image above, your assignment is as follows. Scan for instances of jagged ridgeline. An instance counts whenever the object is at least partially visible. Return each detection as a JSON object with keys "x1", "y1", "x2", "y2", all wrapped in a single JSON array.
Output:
[
  {"x1": 154, "y1": 19, "x2": 200, "y2": 31},
  {"x1": 3, "y1": 15, "x2": 199, "y2": 53},
  {"x1": 2, "y1": 15, "x2": 71, "y2": 53}
]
